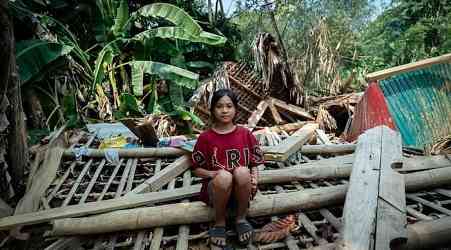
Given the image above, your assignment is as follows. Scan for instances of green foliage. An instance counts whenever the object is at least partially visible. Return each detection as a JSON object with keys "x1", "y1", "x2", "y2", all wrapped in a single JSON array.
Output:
[
  {"x1": 114, "y1": 93, "x2": 143, "y2": 119},
  {"x1": 357, "y1": 0, "x2": 451, "y2": 72},
  {"x1": 130, "y1": 61, "x2": 199, "y2": 96},
  {"x1": 16, "y1": 40, "x2": 73, "y2": 84}
]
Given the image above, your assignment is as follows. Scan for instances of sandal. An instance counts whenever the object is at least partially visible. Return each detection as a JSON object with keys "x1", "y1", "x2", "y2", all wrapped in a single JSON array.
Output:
[
  {"x1": 209, "y1": 226, "x2": 232, "y2": 250},
  {"x1": 235, "y1": 219, "x2": 254, "y2": 245}
]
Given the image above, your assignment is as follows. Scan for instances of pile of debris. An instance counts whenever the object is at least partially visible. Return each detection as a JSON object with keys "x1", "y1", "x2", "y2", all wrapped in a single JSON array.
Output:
[
  {"x1": 1, "y1": 54, "x2": 451, "y2": 250},
  {"x1": 0, "y1": 121, "x2": 450, "y2": 249}
]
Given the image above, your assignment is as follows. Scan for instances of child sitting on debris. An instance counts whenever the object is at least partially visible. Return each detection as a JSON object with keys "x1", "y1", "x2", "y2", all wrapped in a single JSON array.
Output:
[{"x1": 191, "y1": 89, "x2": 264, "y2": 249}]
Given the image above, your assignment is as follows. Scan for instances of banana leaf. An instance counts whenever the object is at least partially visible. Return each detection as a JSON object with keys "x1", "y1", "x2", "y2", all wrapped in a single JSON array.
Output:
[
  {"x1": 112, "y1": 0, "x2": 129, "y2": 36},
  {"x1": 186, "y1": 61, "x2": 215, "y2": 69},
  {"x1": 130, "y1": 61, "x2": 199, "y2": 96},
  {"x1": 115, "y1": 93, "x2": 143, "y2": 119},
  {"x1": 133, "y1": 27, "x2": 226, "y2": 46},
  {"x1": 16, "y1": 40, "x2": 73, "y2": 84},
  {"x1": 92, "y1": 39, "x2": 122, "y2": 91},
  {"x1": 38, "y1": 15, "x2": 93, "y2": 75},
  {"x1": 132, "y1": 3, "x2": 202, "y2": 36},
  {"x1": 172, "y1": 106, "x2": 205, "y2": 127}
]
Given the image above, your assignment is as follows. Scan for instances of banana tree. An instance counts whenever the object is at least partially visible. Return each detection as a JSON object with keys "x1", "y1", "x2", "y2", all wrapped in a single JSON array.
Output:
[{"x1": 92, "y1": 1, "x2": 226, "y2": 124}]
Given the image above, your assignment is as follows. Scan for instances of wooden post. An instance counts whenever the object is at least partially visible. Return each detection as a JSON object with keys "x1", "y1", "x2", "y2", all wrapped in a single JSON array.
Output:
[{"x1": 338, "y1": 126, "x2": 407, "y2": 250}]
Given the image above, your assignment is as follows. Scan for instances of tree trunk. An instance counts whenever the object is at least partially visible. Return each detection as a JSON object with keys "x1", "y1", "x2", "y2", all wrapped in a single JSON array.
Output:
[
  {"x1": 0, "y1": 0, "x2": 28, "y2": 195},
  {"x1": 24, "y1": 88, "x2": 45, "y2": 129}
]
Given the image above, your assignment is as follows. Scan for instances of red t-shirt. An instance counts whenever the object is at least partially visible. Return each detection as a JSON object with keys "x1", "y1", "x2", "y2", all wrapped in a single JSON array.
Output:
[{"x1": 191, "y1": 126, "x2": 264, "y2": 204}]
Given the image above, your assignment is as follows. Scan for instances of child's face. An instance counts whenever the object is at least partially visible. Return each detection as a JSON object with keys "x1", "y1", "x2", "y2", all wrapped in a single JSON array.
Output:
[{"x1": 213, "y1": 95, "x2": 236, "y2": 124}]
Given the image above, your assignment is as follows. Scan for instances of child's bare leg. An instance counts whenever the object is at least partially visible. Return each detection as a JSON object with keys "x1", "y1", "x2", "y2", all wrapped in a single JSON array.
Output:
[
  {"x1": 233, "y1": 167, "x2": 251, "y2": 220},
  {"x1": 212, "y1": 170, "x2": 233, "y2": 226},
  {"x1": 210, "y1": 170, "x2": 232, "y2": 248},
  {"x1": 233, "y1": 167, "x2": 253, "y2": 243}
]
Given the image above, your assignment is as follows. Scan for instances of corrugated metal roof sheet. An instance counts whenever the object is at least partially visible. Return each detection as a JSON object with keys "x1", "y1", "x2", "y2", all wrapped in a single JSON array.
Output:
[
  {"x1": 379, "y1": 63, "x2": 451, "y2": 148},
  {"x1": 346, "y1": 82, "x2": 395, "y2": 142}
]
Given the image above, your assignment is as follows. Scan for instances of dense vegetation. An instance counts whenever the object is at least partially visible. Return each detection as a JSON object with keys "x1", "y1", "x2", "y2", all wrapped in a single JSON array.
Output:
[{"x1": 8, "y1": 0, "x2": 451, "y2": 133}]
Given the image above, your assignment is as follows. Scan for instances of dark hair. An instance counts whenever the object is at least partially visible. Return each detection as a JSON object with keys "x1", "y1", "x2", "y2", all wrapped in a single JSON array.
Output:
[{"x1": 210, "y1": 88, "x2": 238, "y2": 114}]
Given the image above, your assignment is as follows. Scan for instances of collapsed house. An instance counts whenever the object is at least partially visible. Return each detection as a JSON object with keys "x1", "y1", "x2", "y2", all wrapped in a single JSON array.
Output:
[{"x1": 0, "y1": 55, "x2": 450, "y2": 250}]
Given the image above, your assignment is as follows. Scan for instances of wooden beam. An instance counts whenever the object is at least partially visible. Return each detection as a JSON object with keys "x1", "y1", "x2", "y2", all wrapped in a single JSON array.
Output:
[
  {"x1": 259, "y1": 154, "x2": 354, "y2": 184},
  {"x1": 271, "y1": 98, "x2": 314, "y2": 120},
  {"x1": 0, "y1": 185, "x2": 200, "y2": 230},
  {"x1": 63, "y1": 147, "x2": 187, "y2": 158},
  {"x1": 1, "y1": 158, "x2": 449, "y2": 231},
  {"x1": 48, "y1": 185, "x2": 348, "y2": 236},
  {"x1": 247, "y1": 100, "x2": 269, "y2": 129},
  {"x1": 264, "y1": 123, "x2": 318, "y2": 161},
  {"x1": 339, "y1": 126, "x2": 407, "y2": 250},
  {"x1": 268, "y1": 99, "x2": 283, "y2": 124},
  {"x1": 14, "y1": 147, "x2": 64, "y2": 215},
  {"x1": 129, "y1": 155, "x2": 191, "y2": 194},
  {"x1": 42, "y1": 166, "x2": 451, "y2": 236},
  {"x1": 365, "y1": 53, "x2": 451, "y2": 81},
  {"x1": 229, "y1": 75, "x2": 264, "y2": 101}
]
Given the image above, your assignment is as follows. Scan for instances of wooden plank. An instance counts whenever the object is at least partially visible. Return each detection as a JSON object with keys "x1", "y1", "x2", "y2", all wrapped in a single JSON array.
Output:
[
  {"x1": 176, "y1": 171, "x2": 191, "y2": 250},
  {"x1": 0, "y1": 185, "x2": 201, "y2": 230},
  {"x1": 15, "y1": 147, "x2": 64, "y2": 215},
  {"x1": 79, "y1": 159, "x2": 106, "y2": 204},
  {"x1": 46, "y1": 135, "x2": 95, "y2": 203},
  {"x1": 126, "y1": 159, "x2": 138, "y2": 192},
  {"x1": 406, "y1": 207, "x2": 433, "y2": 221},
  {"x1": 339, "y1": 126, "x2": 383, "y2": 250},
  {"x1": 264, "y1": 123, "x2": 318, "y2": 161},
  {"x1": 150, "y1": 228, "x2": 164, "y2": 250},
  {"x1": 406, "y1": 194, "x2": 451, "y2": 216},
  {"x1": 108, "y1": 158, "x2": 136, "y2": 248},
  {"x1": 133, "y1": 159, "x2": 161, "y2": 250},
  {"x1": 229, "y1": 75, "x2": 264, "y2": 100},
  {"x1": 298, "y1": 213, "x2": 328, "y2": 245},
  {"x1": 268, "y1": 99, "x2": 283, "y2": 124},
  {"x1": 374, "y1": 127, "x2": 407, "y2": 250},
  {"x1": 315, "y1": 129, "x2": 331, "y2": 145},
  {"x1": 247, "y1": 100, "x2": 269, "y2": 129},
  {"x1": 150, "y1": 176, "x2": 176, "y2": 250},
  {"x1": 130, "y1": 156, "x2": 191, "y2": 194},
  {"x1": 340, "y1": 126, "x2": 407, "y2": 250},
  {"x1": 271, "y1": 98, "x2": 314, "y2": 120},
  {"x1": 319, "y1": 209, "x2": 342, "y2": 232},
  {"x1": 365, "y1": 53, "x2": 451, "y2": 81},
  {"x1": 97, "y1": 159, "x2": 124, "y2": 201},
  {"x1": 133, "y1": 231, "x2": 146, "y2": 250},
  {"x1": 62, "y1": 159, "x2": 93, "y2": 207}
]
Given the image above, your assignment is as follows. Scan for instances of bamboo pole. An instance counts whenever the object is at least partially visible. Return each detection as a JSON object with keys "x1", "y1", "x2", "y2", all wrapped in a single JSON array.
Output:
[
  {"x1": 48, "y1": 166, "x2": 451, "y2": 236},
  {"x1": 306, "y1": 216, "x2": 451, "y2": 250},
  {"x1": 63, "y1": 147, "x2": 187, "y2": 158}
]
